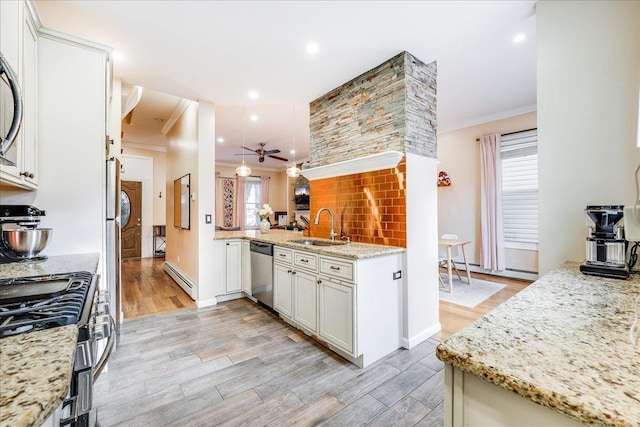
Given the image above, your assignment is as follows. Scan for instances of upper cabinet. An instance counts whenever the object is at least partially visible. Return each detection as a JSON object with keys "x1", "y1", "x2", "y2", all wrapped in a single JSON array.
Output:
[{"x1": 0, "y1": 1, "x2": 39, "y2": 189}]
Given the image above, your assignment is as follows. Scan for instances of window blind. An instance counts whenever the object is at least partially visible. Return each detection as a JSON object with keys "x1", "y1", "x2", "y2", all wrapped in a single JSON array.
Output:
[{"x1": 501, "y1": 129, "x2": 538, "y2": 245}]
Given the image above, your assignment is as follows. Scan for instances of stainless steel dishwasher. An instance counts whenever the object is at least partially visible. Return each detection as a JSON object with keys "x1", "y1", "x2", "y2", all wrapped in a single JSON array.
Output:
[{"x1": 250, "y1": 241, "x2": 274, "y2": 308}]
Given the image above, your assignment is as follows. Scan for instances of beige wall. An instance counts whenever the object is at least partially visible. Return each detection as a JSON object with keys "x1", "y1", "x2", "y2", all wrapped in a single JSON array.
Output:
[
  {"x1": 166, "y1": 102, "x2": 199, "y2": 283},
  {"x1": 214, "y1": 165, "x2": 289, "y2": 227},
  {"x1": 121, "y1": 145, "x2": 167, "y2": 226},
  {"x1": 437, "y1": 112, "x2": 538, "y2": 276},
  {"x1": 537, "y1": 1, "x2": 640, "y2": 274}
]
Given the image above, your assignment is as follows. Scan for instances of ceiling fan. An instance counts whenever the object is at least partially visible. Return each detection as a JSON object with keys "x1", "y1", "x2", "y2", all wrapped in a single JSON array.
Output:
[{"x1": 238, "y1": 142, "x2": 288, "y2": 163}]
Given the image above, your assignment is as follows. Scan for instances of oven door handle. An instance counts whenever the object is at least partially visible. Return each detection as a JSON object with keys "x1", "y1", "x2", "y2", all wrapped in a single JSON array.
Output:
[{"x1": 93, "y1": 316, "x2": 116, "y2": 382}]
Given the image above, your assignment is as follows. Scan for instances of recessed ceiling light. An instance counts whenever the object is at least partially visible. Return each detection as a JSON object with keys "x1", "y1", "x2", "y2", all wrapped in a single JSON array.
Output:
[
  {"x1": 290, "y1": 149, "x2": 296, "y2": 154},
  {"x1": 153, "y1": 117, "x2": 164, "y2": 123},
  {"x1": 306, "y1": 42, "x2": 319, "y2": 55},
  {"x1": 217, "y1": 137, "x2": 224, "y2": 143},
  {"x1": 112, "y1": 50, "x2": 124, "y2": 61},
  {"x1": 250, "y1": 114, "x2": 258, "y2": 121},
  {"x1": 513, "y1": 34, "x2": 526, "y2": 44},
  {"x1": 248, "y1": 91, "x2": 259, "y2": 99}
]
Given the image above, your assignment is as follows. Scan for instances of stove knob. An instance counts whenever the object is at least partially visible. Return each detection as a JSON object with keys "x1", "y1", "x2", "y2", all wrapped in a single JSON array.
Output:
[
  {"x1": 96, "y1": 291, "x2": 111, "y2": 305},
  {"x1": 93, "y1": 315, "x2": 111, "y2": 340},
  {"x1": 96, "y1": 302, "x2": 110, "y2": 317}
]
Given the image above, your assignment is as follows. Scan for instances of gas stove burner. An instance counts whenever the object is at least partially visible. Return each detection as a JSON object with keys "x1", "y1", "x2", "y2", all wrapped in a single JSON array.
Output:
[{"x1": 0, "y1": 271, "x2": 96, "y2": 338}]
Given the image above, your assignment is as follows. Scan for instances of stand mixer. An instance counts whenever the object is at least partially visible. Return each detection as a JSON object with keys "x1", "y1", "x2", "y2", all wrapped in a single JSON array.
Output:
[{"x1": 0, "y1": 205, "x2": 51, "y2": 264}]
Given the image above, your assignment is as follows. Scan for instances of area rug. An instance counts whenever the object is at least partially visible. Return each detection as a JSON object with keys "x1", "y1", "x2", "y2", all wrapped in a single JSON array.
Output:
[{"x1": 439, "y1": 277, "x2": 506, "y2": 308}]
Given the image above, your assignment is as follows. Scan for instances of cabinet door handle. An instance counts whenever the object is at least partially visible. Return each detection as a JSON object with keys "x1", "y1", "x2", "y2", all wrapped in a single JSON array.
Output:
[
  {"x1": 20, "y1": 171, "x2": 34, "y2": 178},
  {"x1": 317, "y1": 279, "x2": 322, "y2": 284},
  {"x1": 291, "y1": 271, "x2": 297, "y2": 275},
  {"x1": 287, "y1": 269, "x2": 292, "y2": 273},
  {"x1": 330, "y1": 266, "x2": 341, "y2": 271},
  {"x1": 279, "y1": 253, "x2": 286, "y2": 257},
  {"x1": 300, "y1": 258, "x2": 308, "y2": 263}
]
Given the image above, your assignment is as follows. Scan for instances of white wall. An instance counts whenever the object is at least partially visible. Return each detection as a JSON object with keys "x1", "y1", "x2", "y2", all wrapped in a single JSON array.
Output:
[
  {"x1": 0, "y1": 33, "x2": 108, "y2": 263},
  {"x1": 121, "y1": 145, "x2": 167, "y2": 226},
  {"x1": 437, "y1": 112, "x2": 538, "y2": 277},
  {"x1": 197, "y1": 101, "x2": 217, "y2": 305},
  {"x1": 537, "y1": 1, "x2": 640, "y2": 274},
  {"x1": 404, "y1": 153, "x2": 441, "y2": 347},
  {"x1": 120, "y1": 154, "x2": 153, "y2": 258}
]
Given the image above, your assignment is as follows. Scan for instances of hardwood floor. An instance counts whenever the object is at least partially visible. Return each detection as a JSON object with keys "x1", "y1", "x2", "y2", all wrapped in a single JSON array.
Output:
[
  {"x1": 432, "y1": 271, "x2": 531, "y2": 341},
  {"x1": 102, "y1": 259, "x2": 531, "y2": 426},
  {"x1": 122, "y1": 257, "x2": 195, "y2": 319}
]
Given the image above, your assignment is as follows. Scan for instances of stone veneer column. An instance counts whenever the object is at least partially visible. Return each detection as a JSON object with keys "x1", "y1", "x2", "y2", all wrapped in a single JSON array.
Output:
[{"x1": 309, "y1": 51, "x2": 436, "y2": 166}]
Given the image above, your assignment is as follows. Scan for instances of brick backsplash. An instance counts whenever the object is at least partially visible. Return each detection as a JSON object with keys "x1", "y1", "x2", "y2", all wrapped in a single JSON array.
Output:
[{"x1": 309, "y1": 159, "x2": 407, "y2": 247}]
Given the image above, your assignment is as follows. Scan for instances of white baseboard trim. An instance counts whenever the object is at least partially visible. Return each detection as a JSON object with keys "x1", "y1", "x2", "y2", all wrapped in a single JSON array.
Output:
[
  {"x1": 214, "y1": 292, "x2": 245, "y2": 303},
  {"x1": 163, "y1": 262, "x2": 196, "y2": 300},
  {"x1": 196, "y1": 298, "x2": 217, "y2": 308},
  {"x1": 401, "y1": 322, "x2": 442, "y2": 348}
]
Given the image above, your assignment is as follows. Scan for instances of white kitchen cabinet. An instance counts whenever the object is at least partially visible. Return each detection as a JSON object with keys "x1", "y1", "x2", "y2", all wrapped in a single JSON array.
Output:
[
  {"x1": 224, "y1": 240, "x2": 242, "y2": 293},
  {"x1": 273, "y1": 262, "x2": 293, "y2": 318},
  {"x1": 0, "y1": 1, "x2": 39, "y2": 190},
  {"x1": 293, "y1": 269, "x2": 317, "y2": 332},
  {"x1": 273, "y1": 245, "x2": 403, "y2": 368},
  {"x1": 241, "y1": 240, "x2": 251, "y2": 295},
  {"x1": 318, "y1": 277, "x2": 354, "y2": 354}
]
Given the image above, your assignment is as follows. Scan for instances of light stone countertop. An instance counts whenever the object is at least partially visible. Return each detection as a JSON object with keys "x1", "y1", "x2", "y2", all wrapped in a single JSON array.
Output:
[
  {"x1": 436, "y1": 261, "x2": 640, "y2": 427},
  {"x1": 0, "y1": 253, "x2": 100, "y2": 427},
  {"x1": 0, "y1": 252, "x2": 100, "y2": 280},
  {"x1": 0, "y1": 325, "x2": 78, "y2": 427},
  {"x1": 214, "y1": 229, "x2": 405, "y2": 259}
]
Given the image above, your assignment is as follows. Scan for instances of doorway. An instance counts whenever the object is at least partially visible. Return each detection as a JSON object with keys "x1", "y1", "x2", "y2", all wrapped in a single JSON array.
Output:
[{"x1": 121, "y1": 180, "x2": 142, "y2": 258}]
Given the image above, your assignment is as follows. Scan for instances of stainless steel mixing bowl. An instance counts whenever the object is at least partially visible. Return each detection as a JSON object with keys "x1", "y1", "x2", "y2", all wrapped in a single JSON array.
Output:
[{"x1": 2, "y1": 228, "x2": 52, "y2": 257}]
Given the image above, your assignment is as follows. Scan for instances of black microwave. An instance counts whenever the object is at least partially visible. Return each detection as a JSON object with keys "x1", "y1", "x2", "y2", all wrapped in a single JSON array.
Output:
[{"x1": 0, "y1": 50, "x2": 23, "y2": 166}]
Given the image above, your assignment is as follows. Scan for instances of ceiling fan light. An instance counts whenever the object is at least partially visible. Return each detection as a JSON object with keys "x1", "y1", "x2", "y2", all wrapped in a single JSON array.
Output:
[
  {"x1": 236, "y1": 162, "x2": 252, "y2": 177},
  {"x1": 286, "y1": 165, "x2": 301, "y2": 178}
]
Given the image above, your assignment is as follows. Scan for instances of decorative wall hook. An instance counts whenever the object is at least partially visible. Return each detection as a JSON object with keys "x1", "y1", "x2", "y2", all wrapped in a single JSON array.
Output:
[{"x1": 438, "y1": 171, "x2": 451, "y2": 187}]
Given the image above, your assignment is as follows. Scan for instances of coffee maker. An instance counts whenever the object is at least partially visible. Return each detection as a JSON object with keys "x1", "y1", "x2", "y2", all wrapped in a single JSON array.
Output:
[
  {"x1": 579, "y1": 205, "x2": 629, "y2": 279},
  {"x1": 0, "y1": 205, "x2": 51, "y2": 264}
]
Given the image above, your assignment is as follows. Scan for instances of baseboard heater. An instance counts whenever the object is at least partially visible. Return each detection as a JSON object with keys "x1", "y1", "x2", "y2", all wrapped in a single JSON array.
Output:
[
  {"x1": 163, "y1": 262, "x2": 196, "y2": 299},
  {"x1": 448, "y1": 262, "x2": 538, "y2": 281}
]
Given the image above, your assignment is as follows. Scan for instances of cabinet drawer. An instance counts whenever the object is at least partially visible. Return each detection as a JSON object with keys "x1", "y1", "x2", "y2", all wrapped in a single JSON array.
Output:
[
  {"x1": 319, "y1": 257, "x2": 354, "y2": 282},
  {"x1": 293, "y1": 251, "x2": 318, "y2": 272},
  {"x1": 274, "y1": 247, "x2": 292, "y2": 264}
]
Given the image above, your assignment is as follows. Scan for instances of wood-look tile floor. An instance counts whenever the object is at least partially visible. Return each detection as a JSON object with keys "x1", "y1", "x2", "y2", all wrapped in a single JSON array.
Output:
[
  {"x1": 95, "y1": 298, "x2": 446, "y2": 427},
  {"x1": 101, "y1": 259, "x2": 531, "y2": 426}
]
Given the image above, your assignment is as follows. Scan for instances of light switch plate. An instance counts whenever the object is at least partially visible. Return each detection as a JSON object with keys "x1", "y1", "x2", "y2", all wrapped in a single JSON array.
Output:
[{"x1": 205, "y1": 214, "x2": 212, "y2": 224}]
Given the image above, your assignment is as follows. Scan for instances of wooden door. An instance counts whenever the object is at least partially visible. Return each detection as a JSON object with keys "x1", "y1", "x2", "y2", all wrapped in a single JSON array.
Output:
[{"x1": 121, "y1": 181, "x2": 142, "y2": 258}]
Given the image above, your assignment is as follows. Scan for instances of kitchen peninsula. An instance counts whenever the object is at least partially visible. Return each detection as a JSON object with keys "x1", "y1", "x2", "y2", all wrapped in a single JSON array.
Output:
[
  {"x1": 436, "y1": 262, "x2": 640, "y2": 427},
  {"x1": 214, "y1": 229, "x2": 406, "y2": 368}
]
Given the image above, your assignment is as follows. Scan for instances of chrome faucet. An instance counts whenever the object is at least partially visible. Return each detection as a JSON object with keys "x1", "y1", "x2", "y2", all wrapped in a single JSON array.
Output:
[{"x1": 314, "y1": 208, "x2": 338, "y2": 241}]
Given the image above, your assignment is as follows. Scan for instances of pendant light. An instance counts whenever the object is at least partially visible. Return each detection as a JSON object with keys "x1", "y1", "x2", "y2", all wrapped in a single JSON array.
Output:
[
  {"x1": 286, "y1": 104, "x2": 301, "y2": 178},
  {"x1": 236, "y1": 105, "x2": 252, "y2": 177}
]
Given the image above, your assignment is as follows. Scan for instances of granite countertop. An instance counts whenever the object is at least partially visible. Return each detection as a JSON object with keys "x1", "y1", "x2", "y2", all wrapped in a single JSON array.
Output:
[
  {"x1": 0, "y1": 326, "x2": 78, "y2": 427},
  {"x1": 436, "y1": 261, "x2": 640, "y2": 427},
  {"x1": 0, "y1": 253, "x2": 101, "y2": 427},
  {"x1": 214, "y1": 229, "x2": 405, "y2": 259},
  {"x1": 0, "y1": 252, "x2": 101, "y2": 280}
]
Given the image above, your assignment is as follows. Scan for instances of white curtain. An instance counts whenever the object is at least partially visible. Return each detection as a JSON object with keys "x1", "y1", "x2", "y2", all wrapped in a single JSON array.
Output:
[
  {"x1": 235, "y1": 175, "x2": 245, "y2": 229},
  {"x1": 479, "y1": 134, "x2": 505, "y2": 271},
  {"x1": 260, "y1": 176, "x2": 270, "y2": 209}
]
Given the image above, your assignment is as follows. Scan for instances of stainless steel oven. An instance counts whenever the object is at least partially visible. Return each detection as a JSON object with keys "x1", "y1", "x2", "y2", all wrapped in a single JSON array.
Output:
[{"x1": 0, "y1": 272, "x2": 115, "y2": 427}]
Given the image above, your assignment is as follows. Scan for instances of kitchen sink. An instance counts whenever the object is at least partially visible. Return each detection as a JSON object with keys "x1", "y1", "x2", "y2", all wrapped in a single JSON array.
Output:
[{"x1": 291, "y1": 239, "x2": 347, "y2": 247}]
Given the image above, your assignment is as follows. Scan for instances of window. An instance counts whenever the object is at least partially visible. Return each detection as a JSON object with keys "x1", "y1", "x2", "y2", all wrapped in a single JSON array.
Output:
[
  {"x1": 244, "y1": 177, "x2": 261, "y2": 228},
  {"x1": 501, "y1": 129, "x2": 538, "y2": 249}
]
